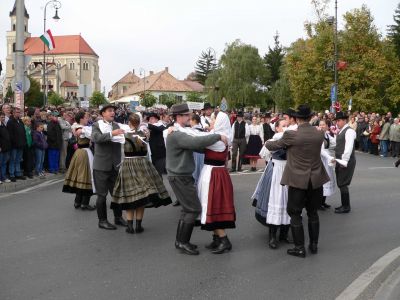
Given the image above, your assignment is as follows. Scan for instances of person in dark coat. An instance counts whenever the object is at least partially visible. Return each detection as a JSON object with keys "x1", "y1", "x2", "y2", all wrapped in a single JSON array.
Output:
[
  {"x1": 6, "y1": 107, "x2": 27, "y2": 182},
  {"x1": 0, "y1": 112, "x2": 12, "y2": 183},
  {"x1": 147, "y1": 112, "x2": 167, "y2": 176},
  {"x1": 32, "y1": 122, "x2": 48, "y2": 177},
  {"x1": 47, "y1": 111, "x2": 63, "y2": 174}
]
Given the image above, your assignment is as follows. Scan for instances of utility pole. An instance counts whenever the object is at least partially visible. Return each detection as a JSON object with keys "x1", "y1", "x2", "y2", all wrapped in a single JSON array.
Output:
[
  {"x1": 334, "y1": 0, "x2": 338, "y2": 105},
  {"x1": 15, "y1": 0, "x2": 25, "y2": 110}
]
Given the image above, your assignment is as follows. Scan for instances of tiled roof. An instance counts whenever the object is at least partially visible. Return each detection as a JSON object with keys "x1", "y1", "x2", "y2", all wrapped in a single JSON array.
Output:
[
  {"x1": 181, "y1": 80, "x2": 204, "y2": 92},
  {"x1": 24, "y1": 35, "x2": 98, "y2": 57},
  {"x1": 114, "y1": 71, "x2": 140, "y2": 85},
  {"x1": 123, "y1": 70, "x2": 193, "y2": 97},
  {"x1": 60, "y1": 81, "x2": 78, "y2": 87}
]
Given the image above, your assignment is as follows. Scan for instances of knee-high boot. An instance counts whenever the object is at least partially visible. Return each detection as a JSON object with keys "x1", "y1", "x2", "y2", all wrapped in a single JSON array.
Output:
[
  {"x1": 74, "y1": 194, "x2": 82, "y2": 209},
  {"x1": 268, "y1": 225, "x2": 278, "y2": 249},
  {"x1": 279, "y1": 225, "x2": 292, "y2": 243},
  {"x1": 287, "y1": 225, "x2": 306, "y2": 258},
  {"x1": 175, "y1": 221, "x2": 199, "y2": 255},
  {"x1": 308, "y1": 221, "x2": 319, "y2": 254},
  {"x1": 335, "y1": 192, "x2": 351, "y2": 214}
]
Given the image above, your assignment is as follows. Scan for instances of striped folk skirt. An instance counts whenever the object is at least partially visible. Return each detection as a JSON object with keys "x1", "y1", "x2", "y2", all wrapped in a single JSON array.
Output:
[{"x1": 111, "y1": 156, "x2": 172, "y2": 210}]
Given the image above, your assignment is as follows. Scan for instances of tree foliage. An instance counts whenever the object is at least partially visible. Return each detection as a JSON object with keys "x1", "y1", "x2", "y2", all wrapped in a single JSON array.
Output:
[
  {"x1": 140, "y1": 93, "x2": 157, "y2": 108},
  {"x1": 48, "y1": 91, "x2": 64, "y2": 106},
  {"x1": 90, "y1": 91, "x2": 107, "y2": 107},
  {"x1": 270, "y1": 69, "x2": 293, "y2": 111},
  {"x1": 205, "y1": 40, "x2": 269, "y2": 109},
  {"x1": 264, "y1": 32, "x2": 285, "y2": 86},
  {"x1": 388, "y1": 3, "x2": 400, "y2": 59},
  {"x1": 195, "y1": 49, "x2": 218, "y2": 85},
  {"x1": 159, "y1": 93, "x2": 177, "y2": 108},
  {"x1": 185, "y1": 91, "x2": 204, "y2": 103},
  {"x1": 25, "y1": 77, "x2": 44, "y2": 107}
]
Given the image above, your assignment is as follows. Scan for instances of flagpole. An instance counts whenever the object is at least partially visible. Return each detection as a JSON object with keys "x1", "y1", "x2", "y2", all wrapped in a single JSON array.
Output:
[{"x1": 42, "y1": 0, "x2": 61, "y2": 107}]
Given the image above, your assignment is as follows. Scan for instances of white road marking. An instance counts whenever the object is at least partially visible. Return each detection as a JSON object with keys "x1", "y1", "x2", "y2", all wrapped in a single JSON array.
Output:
[
  {"x1": 0, "y1": 179, "x2": 64, "y2": 199},
  {"x1": 368, "y1": 167, "x2": 396, "y2": 170}
]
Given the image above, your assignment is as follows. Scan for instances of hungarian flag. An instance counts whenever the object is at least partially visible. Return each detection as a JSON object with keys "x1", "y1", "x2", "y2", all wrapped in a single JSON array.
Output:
[{"x1": 40, "y1": 29, "x2": 55, "y2": 50}]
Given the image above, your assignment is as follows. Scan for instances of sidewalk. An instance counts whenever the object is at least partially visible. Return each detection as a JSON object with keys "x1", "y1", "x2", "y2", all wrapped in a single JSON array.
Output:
[{"x1": 0, "y1": 173, "x2": 64, "y2": 194}]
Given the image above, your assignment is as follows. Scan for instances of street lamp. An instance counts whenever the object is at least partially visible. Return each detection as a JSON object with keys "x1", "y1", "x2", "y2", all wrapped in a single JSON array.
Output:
[
  {"x1": 42, "y1": 0, "x2": 62, "y2": 107},
  {"x1": 327, "y1": 0, "x2": 338, "y2": 112}
]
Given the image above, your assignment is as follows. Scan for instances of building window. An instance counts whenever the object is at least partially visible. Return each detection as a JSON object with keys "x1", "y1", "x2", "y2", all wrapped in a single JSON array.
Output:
[
  {"x1": 56, "y1": 61, "x2": 62, "y2": 68},
  {"x1": 122, "y1": 86, "x2": 127, "y2": 93},
  {"x1": 12, "y1": 24, "x2": 16, "y2": 31},
  {"x1": 69, "y1": 62, "x2": 75, "y2": 70},
  {"x1": 12, "y1": 64, "x2": 14, "y2": 70},
  {"x1": 25, "y1": 25, "x2": 27, "y2": 32},
  {"x1": 29, "y1": 63, "x2": 35, "y2": 70},
  {"x1": 83, "y1": 61, "x2": 89, "y2": 70},
  {"x1": 12, "y1": 43, "x2": 16, "y2": 53},
  {"x1": 176, "y1": 95, "x2": 183, "y2": 102}
]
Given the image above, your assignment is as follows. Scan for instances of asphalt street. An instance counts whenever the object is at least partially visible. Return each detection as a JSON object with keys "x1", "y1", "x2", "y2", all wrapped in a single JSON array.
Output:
[{"x1": 1, "y1": 152, "x2": 400, "y2": 300}]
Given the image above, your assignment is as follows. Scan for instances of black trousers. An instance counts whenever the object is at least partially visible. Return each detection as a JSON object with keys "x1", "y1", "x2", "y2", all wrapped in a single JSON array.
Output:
[
  {"x1": 231, "y1": 137, "x2": 247, "y2": 170},
  {"x1": 152, "y1": 157, "x2": 166, "y2": 177},
  {"x1": 93, "y1": 169, "x2": 122, "y2": 221},
  {"x1": 23, "y1": 146, "x2": 35, "y2": 176},
  {"x1": 287, "y1": 182, "x2": 322, "y2": 227},
  {"x1": 168, "y1": 176, "x2": 201, "y2": 224}
]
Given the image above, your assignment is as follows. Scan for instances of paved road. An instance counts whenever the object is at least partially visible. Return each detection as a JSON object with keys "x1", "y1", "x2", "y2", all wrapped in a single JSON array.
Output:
[{"x1": 1, "y1": 152, "x2": 400, "y2": 300}]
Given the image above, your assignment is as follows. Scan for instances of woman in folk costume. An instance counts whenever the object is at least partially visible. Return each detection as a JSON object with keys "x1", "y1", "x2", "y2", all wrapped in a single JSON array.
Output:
[
  {"x1": 62, "y1": 111, "x2": 96, "y2": 211},
  {"x1": 244, "y1": 116, "x2": 264, "y2": 171},
  {"x1": 197, "y1": 111, "x2": 236, "y2": 254},
  {"x1": 251, "y1": 119, "x2": 292, "y2": 249},
  {"x1": 318, "y1": 119, "x2": 336, "y2": 210},
  {"x1": 111, "y1": 113, "x2": 172, "y2": 234}
]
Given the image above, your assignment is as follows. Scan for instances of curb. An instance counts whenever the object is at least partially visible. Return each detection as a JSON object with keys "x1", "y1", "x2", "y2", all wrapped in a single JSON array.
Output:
[
  {"x1": 0, "y1": 174, "x2": 64, "y2": 194},
  {"x1": 336, "y1": 246, "x2": 400, "y2": 300},
  {"x1": 373, "y1": 265, "x2": 400, "y2": 300}
]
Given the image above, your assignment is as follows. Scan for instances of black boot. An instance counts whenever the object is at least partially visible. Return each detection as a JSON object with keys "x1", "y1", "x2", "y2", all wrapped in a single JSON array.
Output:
[
  {"x1": 335, "y1": 192, "x2": 351, "y2": 214},
  {"x1": 126, "y1": 220, "x2": 135, "y2": 234},
  {"x1": 81, "y1": 195, "x2": 96, "y2": 211},
  {"x1": 279, "y1": 225, "x2": 292, "y2": 244},
  {"x1": 394, "y1": 159, "x2": 400, "y2": 167},
  {"x1": 321, "y1": 196, "x2": 331, "y2": 209},
  {"x1": 237, "y1": 158, "x2": 243, "y2": 172},
  {"x1": 308, "y1": 221, "x2": 319, "y2": 254},
  {"x1": 211, "y1": 236, "x2": 232, "y2": 254},
  {"x1": 115, "y1": 217, "x2": 128, "y2": 227},
  {"x1": 287, "y1": 225, "x2": 306, "y2": 258},
  {"x1": 205, "y1": 234, "x2": 221, "y2": 249},
  {"x1": 176, "y1": 222, "x2": 199, "y2": 255},
  {"x1": 98, "y1": 219, "x2": 117, "y2": 230},
  {"x1": 175, "y1": 220, "x2": 197, "y2": 250},
  {"x1": 74, "y1": 194, "x2": 82, "y2": 209},
  {"x1": 136, "y1": 220, "x2": 144, "y2": 233},
  {"x1": 268, "y1": 225, "x2": 278, "y2": 249},
  {"x1": 172, "y1": 200, "x2": 180, "y2": 206}
]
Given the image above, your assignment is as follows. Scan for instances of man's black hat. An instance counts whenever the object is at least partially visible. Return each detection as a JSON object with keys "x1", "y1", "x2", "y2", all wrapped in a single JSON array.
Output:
[
  {"x1": 100, "y1": 104, "x2": 117, "y2": 115},
  {"x1": 294, "y1": 104, "x2": 313, "y2": 119},
  {"x1": 237, "y1": 111, "x2": 244, "y2": 118},
  {"x1": 147, "y1": 112, "x2": 160, "y2": 120},
  {"x1": 203, "y1": 102, "x2": 212, "y2": 110},
  {"x1": 284, "y1": 108, "x2": 296, "y2": 117},
  {"x1": 170, "y1": 103, "x2": 191, "y2": 115},
  {"x1": 334, "y1": 111, "x2": 349, "y2": 120}
]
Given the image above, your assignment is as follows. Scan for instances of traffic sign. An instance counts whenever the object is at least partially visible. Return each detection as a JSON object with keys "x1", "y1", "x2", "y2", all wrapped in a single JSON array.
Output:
[{"x1": 220, "y1": 97, "x2": 228, "y2": 112}]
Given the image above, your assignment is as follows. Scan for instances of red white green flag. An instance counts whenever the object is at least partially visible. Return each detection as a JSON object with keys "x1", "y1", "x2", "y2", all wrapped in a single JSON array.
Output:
[{"x1": 40, "y1": 29, "x2": 55, "y2": 50}]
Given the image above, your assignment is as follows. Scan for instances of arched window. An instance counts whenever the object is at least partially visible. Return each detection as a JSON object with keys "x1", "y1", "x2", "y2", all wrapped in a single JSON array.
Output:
[
  {"x1": 69, "y1": 61, "x2": 75, "y2": 70},
  {"x1": 12, "y1": 64, "x2": 14, "y2": 70},
  {"x1": 12, "y1": 24, "x2": 16, "y2": 31},
  {"x1": 56, "y1": 61, "x2": 62, "y2": 68},
  {"x1": 83, "y1": 61, "x2": 89, "y2": 70},
  {"x1": 12, "y1": 43, "x2": 16, "y2": 53}
]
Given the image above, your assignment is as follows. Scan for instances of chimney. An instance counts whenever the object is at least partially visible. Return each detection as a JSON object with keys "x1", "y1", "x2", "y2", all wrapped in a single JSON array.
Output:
[
  {"x1": 132, "y1": 69, "x2": 135, "y2": 74},
  {"x1": 165, "y1": 67, "x2": 169, "y2": 73},
  {"x1": 149, "y1": 71, "x2": 154, "y2": 75}
]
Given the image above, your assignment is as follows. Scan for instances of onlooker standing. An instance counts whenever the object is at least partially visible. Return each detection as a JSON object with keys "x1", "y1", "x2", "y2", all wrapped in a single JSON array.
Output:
[
  {"x1": 1, "y1": 104, "x2": 11, "y2": 125},
  {"x1": 230, "y1": 111, "x2": 249, "y2": 172},
  {"x1": 390, "y1": 118, "x2": 400, "y2": 158},
  {"x1": 379, "y1": 117, "x2": 391, "y2": 157},
  {"x1": 370, "y1": 120, "x2": 381, "y2": 156},
  {"x1": 7, "y1": 107, "x2": 27, "y2": 182},
  {"x1": 22, "y1": 116, "x2": 35, "y2": 178},
  {"x1": 0, "y1": 112, "x2": 12, "y2": 183},
  {"x1": 32, "y1": 122, "x2": 48, "y2": 177},
  {"x1": 47, "y1": 112, "x2": 63, "y2": 174},
  {"x1": 59, "y1": 111, "x2": 73, "y2": 172}
]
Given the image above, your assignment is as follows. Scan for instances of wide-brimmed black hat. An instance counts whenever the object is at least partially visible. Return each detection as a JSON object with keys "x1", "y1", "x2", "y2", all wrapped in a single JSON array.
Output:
[
  {"x1": 264, "y1": 112, "x2": 271, "y2": 118},
  {"x1": 147, "y1": 112, "x2": 160, "y2": 120},
  {"x1": 170, "y1": 103, "x2": 191, "y2": 115},
  {"x1": 100, "y1": 104, "x2": 117, "y2": 114},
  {"x1": 237, "y1": 111, "x2": 244, "y2": 118},
  {"x1": 294, "y1": 104, "x2": 314, "y2": 119},
  {"x1": 334, "y1": 111, "x2": 349, "y2": 120},
  {"x1": 203, "y1": 102, "x2": 212, "y2": 110}
]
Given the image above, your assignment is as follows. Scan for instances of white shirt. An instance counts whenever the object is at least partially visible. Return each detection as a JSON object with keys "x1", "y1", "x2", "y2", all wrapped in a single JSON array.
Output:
[
  {"x1": 230, "y1": 120, "x2": 250, "y2": 143},
  {"x1": 333, "y1": 124, "x2": 356, "y2": 167},
  {"x1": 249, "y1": 124, "x2": 264, "y2": 143},
  {"x1": 200, "y1": 115, "x2": 212, "y2": 129}
]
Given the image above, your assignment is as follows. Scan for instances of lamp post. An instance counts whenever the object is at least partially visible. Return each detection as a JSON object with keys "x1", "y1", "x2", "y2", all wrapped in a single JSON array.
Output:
[
  {"x1": 327, "y1": 0, "x2": 338, "y2": 112},
  {"x1": 42, "y1": 0, "x2": 61, "y2": 107},
  {"x1": 139, "y1": 68, "x2": 146, "y2": 102}
]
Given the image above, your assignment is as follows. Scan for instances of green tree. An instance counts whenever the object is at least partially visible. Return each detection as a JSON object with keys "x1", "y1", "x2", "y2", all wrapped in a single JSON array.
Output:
[
  {"x1": 24, "y1": 77, "x2": 44, "y2": 107},
  {"x1": 185, "y1": 91, "x2": 204, "y2": 102},
  {"x1": 159, "y1": 93, "x2": 177, "y2": 108},
  {"x1": 206, "y1": 40, "x2": 269, "y2": 109},
  {"x1": 195, "y1": 49, "x2": 218, "y2": 85},
  {"x1": 264, "y1": 32, "x2": 285, "y2": 86},
  {"x1": 5, "y1": 84, "x2": 13, "y2": 102},
  {"x1": 48, "y1": 92, "x2": 64, "y2": 106},
  {"x1": 270, "y1": 69, "x2": 294, "y2": 111},
  {"x1": 90, "y1": 91, "x2": 107, "y2": 107},
  {"x1": 141, "y1": 93, "x2": 157, "y2": 108},
  {"x1": 388, "y1": 3, "x2": 400, "y2": 59}
]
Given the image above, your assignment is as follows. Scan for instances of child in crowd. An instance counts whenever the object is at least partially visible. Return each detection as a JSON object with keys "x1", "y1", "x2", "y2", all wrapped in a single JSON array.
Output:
[{"x1": 32, "y1": 122, "x2": 48, "y2": 178}]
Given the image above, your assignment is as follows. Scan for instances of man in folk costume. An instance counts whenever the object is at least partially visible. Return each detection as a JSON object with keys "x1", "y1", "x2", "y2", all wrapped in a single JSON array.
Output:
[
  {"x1": 166, "y1": 103, "x2": 228, "y2": 255},
  {"x1": 230, "y1": 111, "x2": 250, "y2": 172},
  {"x1": 331, "y1": 112, "x2": 357, "y2": 214},
  {"x1": 265, "y1": 104, "x2": 329, "y2": 258},
  {"x1": 200, "y1": 102, "x2": 213, "y2": 131},
  {"x1": 91, "y1": 104, "x2": 127, "y2": 230},
  {"x1": 262, "y1": 112, "x2": 275, "y2": 142},
  {"x1": 147, "y1": 112, "x2": 167, "y2": 176}
]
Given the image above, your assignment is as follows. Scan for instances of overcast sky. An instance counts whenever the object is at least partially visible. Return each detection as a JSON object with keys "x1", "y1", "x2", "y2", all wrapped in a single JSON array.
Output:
[{"x1": 0, "y1": 0, "x2": 398, "y2": 93}]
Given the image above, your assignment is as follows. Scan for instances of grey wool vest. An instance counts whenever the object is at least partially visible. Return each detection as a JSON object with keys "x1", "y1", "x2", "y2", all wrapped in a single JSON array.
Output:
[{"x1": 335, "y1": 126, "x2": 355, "y2": 160}]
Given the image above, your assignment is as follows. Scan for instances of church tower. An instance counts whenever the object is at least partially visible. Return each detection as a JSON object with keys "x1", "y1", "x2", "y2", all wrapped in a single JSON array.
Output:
[{"x1": 4, "y1": 1, "x2": 31, "y2": 94}]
